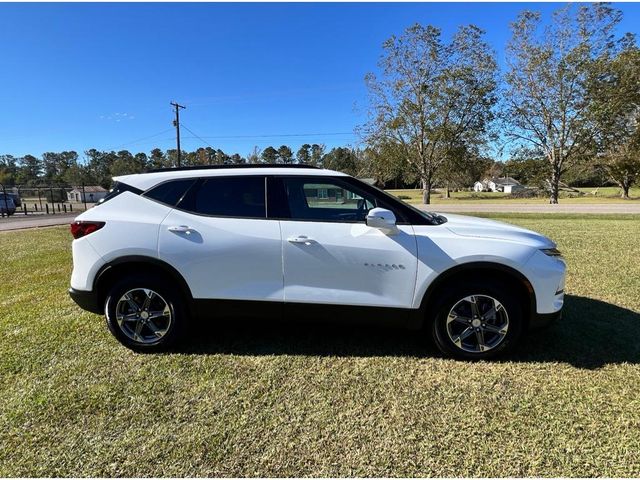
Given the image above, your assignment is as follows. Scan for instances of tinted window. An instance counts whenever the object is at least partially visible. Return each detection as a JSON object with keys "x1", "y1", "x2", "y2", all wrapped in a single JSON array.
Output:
[
  {"x1": 144, "y1": 179, "x2": 196, "y2": 206},
  {"x1": 282, "y1": 177, "x2": 377, "y2": 222},
  {"x1": 97, "y1": 182, "x2": 142, "y2": 205},
  {"x1": 184, "y1": 176, "x2": 266, "y2": 218}
]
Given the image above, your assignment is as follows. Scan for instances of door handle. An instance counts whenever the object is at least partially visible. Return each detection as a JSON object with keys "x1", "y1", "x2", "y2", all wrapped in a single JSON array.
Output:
[
  {"x1": 168, "y1": 225, "x2": 193, "y2": 234},
  {"x1": 287, "y1": 235, "x2": 315, "y2": 245}
]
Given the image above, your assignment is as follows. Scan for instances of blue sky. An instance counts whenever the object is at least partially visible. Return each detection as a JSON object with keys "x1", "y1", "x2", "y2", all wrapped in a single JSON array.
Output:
[{"x1": 1, "y1": 2, "x2": 639, "y2": 159}]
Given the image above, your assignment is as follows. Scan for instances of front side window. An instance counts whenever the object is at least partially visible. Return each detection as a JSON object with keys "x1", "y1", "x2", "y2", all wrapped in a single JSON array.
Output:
[
  {"x1": 181, "y1": 176, "x2": 266, "y2": 218},
  {"x1": 282, "y1": 177, "x2": 377, "y2": 222}
]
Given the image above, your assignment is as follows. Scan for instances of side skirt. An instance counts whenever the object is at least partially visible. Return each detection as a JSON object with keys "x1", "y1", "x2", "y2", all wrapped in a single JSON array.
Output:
[{"x1": 191, "y1": 299, "x2": 421, "y2": 329}]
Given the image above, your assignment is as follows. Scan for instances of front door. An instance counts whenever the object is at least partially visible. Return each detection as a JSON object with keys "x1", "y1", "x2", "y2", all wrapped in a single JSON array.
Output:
[{"x1": 277, "y1": 176, "x2": 418, "y2": 308}]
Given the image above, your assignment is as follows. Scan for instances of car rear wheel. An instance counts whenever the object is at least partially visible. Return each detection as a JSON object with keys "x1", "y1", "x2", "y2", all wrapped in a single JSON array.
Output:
[
  {"x1": 431, "y1": 280, "x2": 523, "y2": 360},
  {"x1": 104, "y1": 275, "x2": 186, "y2": 352}
]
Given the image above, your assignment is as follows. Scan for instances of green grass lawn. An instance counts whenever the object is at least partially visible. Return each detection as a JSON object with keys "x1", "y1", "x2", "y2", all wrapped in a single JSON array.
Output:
[
  {"x1": 1, "y1": 217, "x2": 640, "y2": 477},
  {"x1": 388, "y1": 186, "x2": 640, "y2": 204}
]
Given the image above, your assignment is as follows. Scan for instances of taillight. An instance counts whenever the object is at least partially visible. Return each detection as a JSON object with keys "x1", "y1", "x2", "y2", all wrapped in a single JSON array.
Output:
[{"x1": 70, "y1": 221, "x2": 105, "y2": 239}]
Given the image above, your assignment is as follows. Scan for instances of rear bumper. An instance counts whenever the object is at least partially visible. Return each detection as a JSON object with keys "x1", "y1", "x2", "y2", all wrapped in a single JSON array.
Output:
[
  {"x1": 529, "y1": 308, "x2": 562, "y2": 330},
  {"x1": 69, "y1": 288, "x2": 102, "y2": 314}
]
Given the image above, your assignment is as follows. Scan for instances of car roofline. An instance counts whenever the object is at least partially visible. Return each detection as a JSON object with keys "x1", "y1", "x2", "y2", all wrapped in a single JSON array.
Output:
[
  {"x1": 147, "y1": 164, "x2": 320, "y2": 173},
  {"x1": 112, "y1": 166, "x2": 348, "y2": 191}
]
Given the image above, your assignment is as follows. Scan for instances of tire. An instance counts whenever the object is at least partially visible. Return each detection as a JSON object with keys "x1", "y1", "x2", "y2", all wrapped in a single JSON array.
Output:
[
  {"x1": 104, "y1": 274, "x2": 187, "y2": 352},
  {"x1": 430, "y1": 279, "x2": 524, "y2": 360}
]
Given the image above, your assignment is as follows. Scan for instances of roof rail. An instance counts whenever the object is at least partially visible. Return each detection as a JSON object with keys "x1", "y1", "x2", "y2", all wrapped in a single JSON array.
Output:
[{"x1": 146, "y1": 164, "x2": 320, "y2": 173}]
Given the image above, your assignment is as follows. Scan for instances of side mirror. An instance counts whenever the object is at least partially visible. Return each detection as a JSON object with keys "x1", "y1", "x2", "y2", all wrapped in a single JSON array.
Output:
[{"x1": 366, "y1": 207, "x2": 397, "y2": 231}]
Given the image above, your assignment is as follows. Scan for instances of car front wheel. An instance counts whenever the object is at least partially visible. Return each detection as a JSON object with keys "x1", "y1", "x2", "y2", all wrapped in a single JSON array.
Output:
[{"x1": 431, "y1": 281, "x2": 523, "y2": 360}]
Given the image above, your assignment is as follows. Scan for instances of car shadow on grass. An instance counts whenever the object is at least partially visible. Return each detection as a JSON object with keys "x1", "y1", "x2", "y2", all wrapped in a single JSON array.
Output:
[
  {"x1": 511, "y1": 295, "x2": 640, "y2": 369},
  {"x1": 179, "y1": 295, "x2": 639, "y2": 369}
]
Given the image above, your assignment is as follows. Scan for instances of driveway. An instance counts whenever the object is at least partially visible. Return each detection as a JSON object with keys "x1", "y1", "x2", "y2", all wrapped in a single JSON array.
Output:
[{"x1": 417, "y1": 203, "x2": 640, "y2": 214}]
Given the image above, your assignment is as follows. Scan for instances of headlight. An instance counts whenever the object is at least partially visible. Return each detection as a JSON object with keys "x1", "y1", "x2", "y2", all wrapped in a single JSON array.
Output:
[{"x1": 541, "y1": 247, "x2": 562, "y2": 257}]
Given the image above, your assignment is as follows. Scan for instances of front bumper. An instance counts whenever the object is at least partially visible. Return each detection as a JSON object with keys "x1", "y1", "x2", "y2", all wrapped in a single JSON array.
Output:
[
  {"x1": 69, "y1": 288, "x2": 102, "y2": 314},
  {"x1": 529, "y1": 308, "x2": 562, "y2": 330}
]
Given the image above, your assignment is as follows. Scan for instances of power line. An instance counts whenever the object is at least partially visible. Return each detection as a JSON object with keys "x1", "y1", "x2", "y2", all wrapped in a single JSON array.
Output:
[
  {"x1": 100, "y1": 129, "x2": 356, "y2": 154},
  {"x1": 180, "y1": 123, "x2": 215, "y2": 149},
  {"x1": 181, "y1": 132, "x2": 355, "y2": 140},
  {"x1": 103, "y1": 128, "x2": 175, "y2": 151}
]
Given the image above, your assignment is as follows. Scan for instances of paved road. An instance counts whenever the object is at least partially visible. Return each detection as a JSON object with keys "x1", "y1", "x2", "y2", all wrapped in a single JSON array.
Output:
[
  {"x1": 416, "y1": 203, "x2": 640, "y2": 214},
  {"x1": 0, "y1": 213, "x2": 77, "y2": 232}
]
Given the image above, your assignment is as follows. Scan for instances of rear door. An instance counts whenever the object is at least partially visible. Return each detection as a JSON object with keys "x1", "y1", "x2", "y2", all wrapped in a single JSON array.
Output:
[{"x1": 157, "y1": 175, "x2": 284, "y2": 303}]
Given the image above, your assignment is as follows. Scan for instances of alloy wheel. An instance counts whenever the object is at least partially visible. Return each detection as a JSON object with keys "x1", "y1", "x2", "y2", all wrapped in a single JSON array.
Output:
[
  {"x1": 446, "y1": 294, "x2": 509, "y2": 353},
  {"x1": 115, "y1": 288, "x2": 172, "y2": 344}
]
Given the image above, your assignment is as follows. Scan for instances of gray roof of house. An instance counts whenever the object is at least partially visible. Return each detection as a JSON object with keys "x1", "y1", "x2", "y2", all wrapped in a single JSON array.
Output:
[{"x1": 490, "y1": 176, "x2": 521, "y2": 185}]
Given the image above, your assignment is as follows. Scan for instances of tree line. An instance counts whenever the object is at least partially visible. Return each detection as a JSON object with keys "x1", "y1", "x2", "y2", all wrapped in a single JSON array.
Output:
[
  {"x1": 0, "y1": 142, "x2": 501, "y2": 193},
  {"x1": 0, "y1": 145, "x2": 380, "y2": 189},
  {"x1": 1, "y1": 4, "x2": 638, "y2": 203},
  {"x1": 362, "y1": 3, "x2": 640, "y2": 202}
]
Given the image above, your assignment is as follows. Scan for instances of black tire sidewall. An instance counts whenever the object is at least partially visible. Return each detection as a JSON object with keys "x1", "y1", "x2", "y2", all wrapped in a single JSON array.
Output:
[
  {"x1": 431, "y1": 280, "x2": 523, "y2": 360},
  {"x1": 104, "y1": 275, "x2": 186, "y2": 352}
]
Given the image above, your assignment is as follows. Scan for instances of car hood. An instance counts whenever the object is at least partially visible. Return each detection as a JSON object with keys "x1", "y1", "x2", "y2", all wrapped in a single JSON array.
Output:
[{"x1": 436, "y1": 213, "x2": 556, "y2": 248}]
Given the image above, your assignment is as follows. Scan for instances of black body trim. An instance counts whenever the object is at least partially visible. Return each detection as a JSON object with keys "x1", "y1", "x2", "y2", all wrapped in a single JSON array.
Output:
[
  {"x1": 70, "y1": 288, "x2": 558, "y2": 333},
  {"x1": 529, "y1": 309, "x2": 562, "y2": 329},
  {"x1": 69, "y1": 288, "x2": 102, "y2": 314},
  {"x1": 284, "y1": 302, "x2": 413, "y2": 328},
  {"x1": 417, "y1": 261, "x2": 538, "y2": 327},
  {"x1": 71, "y1": 258, "x2": 545, "y2": 331},
  {"x1": 84, "y1": 256, "x2": 195, "y2": 315}
]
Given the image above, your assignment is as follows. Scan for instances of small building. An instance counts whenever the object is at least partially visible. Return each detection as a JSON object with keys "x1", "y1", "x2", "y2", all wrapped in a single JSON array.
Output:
[
  {"x1": 474, "y1": 177, "x2": 523, "y2": 193},
  {"x1": 67, "y1": 186, "x2": 108, "y2": 203},
  {"x1": 473, "y1": 181, "x2": 486, "y2": 192},
  {"x1": 303, "y1": 184, "x2": 362, "y2": 204}
]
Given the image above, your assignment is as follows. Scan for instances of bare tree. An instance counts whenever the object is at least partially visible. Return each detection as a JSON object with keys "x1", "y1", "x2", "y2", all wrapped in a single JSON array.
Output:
[
  {"x1": 503, "y1": 4, "x2": 622, "y2": 203},
  {"x1": 362, "y1": 23, "x2": 498, "y2": 204},
  {"x1": 246, "y1": 146, "x2": 262, "y2": 165}
]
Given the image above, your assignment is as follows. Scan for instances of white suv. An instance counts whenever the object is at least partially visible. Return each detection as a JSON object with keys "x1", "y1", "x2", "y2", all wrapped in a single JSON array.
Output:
[{"x1": 69, "y1": 165, "x2": 566, "y2": 359}]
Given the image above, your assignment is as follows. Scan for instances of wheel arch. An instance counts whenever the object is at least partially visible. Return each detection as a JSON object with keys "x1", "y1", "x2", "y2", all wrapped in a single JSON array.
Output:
[
  {"x1": 94, "y1": 256, "x2": 193, "y2": 314},
  {"x1": 412, "y1": 261, "x2": 536, "y2": 329}
]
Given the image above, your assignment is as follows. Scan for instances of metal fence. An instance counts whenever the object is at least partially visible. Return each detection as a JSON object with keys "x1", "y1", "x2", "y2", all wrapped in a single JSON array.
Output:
[{"x1": 0, "y1": 183, "x2": 93, "y2": 219}]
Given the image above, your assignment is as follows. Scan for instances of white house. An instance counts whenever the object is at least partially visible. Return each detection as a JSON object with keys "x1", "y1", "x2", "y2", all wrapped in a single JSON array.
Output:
[
  {"x1": 474, "y1": 177, "x2": 523, "y2": 193},
  {"x1": 473, "y1": 181, "x2": 486, "y2": 192},
  {"x1": 67, "y1": 186, "x2": 108, "y2": 203}
]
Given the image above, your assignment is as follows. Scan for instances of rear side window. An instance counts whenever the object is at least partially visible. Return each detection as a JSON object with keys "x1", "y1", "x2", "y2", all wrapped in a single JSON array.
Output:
[
  {"x1": 143, "y1": 179, "x2": 196, "y2": 207},
  {"x1": 181, "y1": 176, "x2": 266, "y2": 218},
  {"x1": 98, "y1": 182, "x2": 142, "y2": 205}
]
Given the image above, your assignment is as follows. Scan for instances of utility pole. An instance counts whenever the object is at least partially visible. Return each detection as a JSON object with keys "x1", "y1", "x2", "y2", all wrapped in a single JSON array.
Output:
[{"x1": 170, "y1": 101, "x2": 185, "y2": 167}]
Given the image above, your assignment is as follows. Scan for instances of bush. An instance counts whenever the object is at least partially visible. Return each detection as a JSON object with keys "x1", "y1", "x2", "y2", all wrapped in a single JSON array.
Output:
[
  {"x1": 508, "y1": 188, "x2": 543, "y2": 199},
  {"x1": 44, "y1": 189, "x2": 67, "y2": 203}
]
